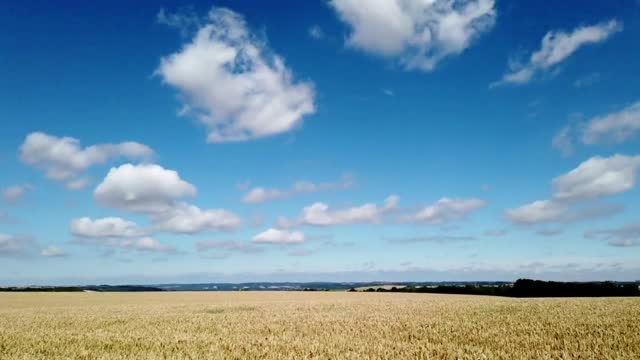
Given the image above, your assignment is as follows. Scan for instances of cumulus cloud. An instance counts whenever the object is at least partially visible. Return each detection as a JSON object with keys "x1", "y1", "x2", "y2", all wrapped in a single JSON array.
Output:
[
  {"x1": 70, "y1": 217, "x2": 146, "y2": 238},
  {"x1": 280, "y1": 195, "x2": 399, "y2": 228},
  {"x1": 95, "y1": 164, "x2": 196, "y2": 213},
  {"x1": 585, "y1": 223, "x2": 640, "y2": 247},
  {"x1": 2, "y1": 184, "x2": 32, "y2": 205},
  {"x1": 120, "y1": 237, "x2": 176, "y2": 254},
  {"x1": 505, "y1": 200, "x2": 569, "y2": 225},
  {"x1": 242, "y1": 175, "x2": 354, "y2": 204},
  {"x1": 413, "y1": 197, "x2": 486, "y2": 224},
  {"x1": 552, "y1": 155, "x2": 640, "y2": 201},
  {"x1": 41, "y1": 246, "x2": 67, "y2": 257},
  {"x1": 197, "y1": 240, "x2": 263, "y2": 254},
  {"x1": 19, "y1": 132, "x2": 153, "y2": 189},
  {"x1": 253, "y1": 228, "x2": 305, "y2": 244},
  {"x1": 151, "y1": 203, "x2": 241, "y2": 234},
  {"x1": 494, "y1": 20, "x2": 621, "y2": 86},
  {"x1": 582, "y1": 102, "x2": 640, "y2": 145},
  {"x1": 157, "y1": 7, "x2": 315, "y2": 143},
  {"x1": 330, "y1": 0, "x2": 495, "y2": 71},
  {"x1": 91, "y1": 163, "x2": 241, "y2": 236},
  {"x1": 0, "y1": 234, "x2": 37, "y2": 257},
  {"x1": 506, "y1": 154, "x2": 637, "y2": 225},
  {"x1": 553, "y1": 102, "x2": 640, "y2": 155}
]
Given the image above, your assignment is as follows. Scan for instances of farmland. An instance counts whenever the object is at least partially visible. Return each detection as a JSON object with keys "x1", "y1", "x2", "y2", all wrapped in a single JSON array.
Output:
[{"x1": 1, "y1": 291, "x2": 639, "y2": 359}]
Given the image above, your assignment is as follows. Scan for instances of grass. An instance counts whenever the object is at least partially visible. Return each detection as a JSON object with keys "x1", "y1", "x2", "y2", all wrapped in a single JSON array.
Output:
[{"x1": 1, "y1": 291, "x2": 639, "y2": 359}]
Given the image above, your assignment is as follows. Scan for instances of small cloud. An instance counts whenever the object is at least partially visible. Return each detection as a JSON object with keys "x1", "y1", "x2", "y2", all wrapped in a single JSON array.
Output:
[
  {"x1": 308, "y1": 25, "x2": 323, "y2": 39},
  {"x1": 41, "y1": 246, "x2": 67, "y2": 257},
  {"x1": 483, "y1": 229, "x2": 507, "y2": 237},
  {"x1": 382, "y1": 89, "x2": 394, "y2": 97},
  {"x1": 2, "y1": 184, "x2": 33, "y2": 205},
  {"x1": 573, "y1": 72, "x2": 601, "y2": 88}
]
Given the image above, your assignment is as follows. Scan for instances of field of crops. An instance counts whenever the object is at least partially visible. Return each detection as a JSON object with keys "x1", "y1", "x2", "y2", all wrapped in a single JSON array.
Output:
[{"x1": 1, "y1": 291, "x2": 639, "y2": 359}]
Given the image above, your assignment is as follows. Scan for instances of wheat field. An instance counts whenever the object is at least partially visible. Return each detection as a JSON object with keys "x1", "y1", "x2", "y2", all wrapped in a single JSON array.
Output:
[{"x1": 1, "y1": 291, "x2": 639, "y2": 359}]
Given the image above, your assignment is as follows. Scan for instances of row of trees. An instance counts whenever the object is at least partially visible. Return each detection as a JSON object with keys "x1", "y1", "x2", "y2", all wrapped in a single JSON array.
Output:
[{"x1": 352, "y1": 279, "x2": 640, "y2": 297}]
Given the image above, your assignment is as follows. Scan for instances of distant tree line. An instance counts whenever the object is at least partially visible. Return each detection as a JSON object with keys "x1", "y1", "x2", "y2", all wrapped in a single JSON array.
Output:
[{"x1": 350, "y1": 279, "x2": 640, "y2": 298}]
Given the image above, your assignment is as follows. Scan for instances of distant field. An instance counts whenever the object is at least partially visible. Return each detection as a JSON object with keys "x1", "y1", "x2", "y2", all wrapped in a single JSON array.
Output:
[{"x1": 1, "y1": 292, "x2": 639, "y2": 359}]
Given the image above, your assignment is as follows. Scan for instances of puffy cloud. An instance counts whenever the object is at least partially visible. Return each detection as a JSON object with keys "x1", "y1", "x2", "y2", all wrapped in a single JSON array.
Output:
[
  {"x1": 253, "y1": 228, "x2": 305, "y2": 244},
  {"x1": 151, "y1": 203, "x2": 241, "y2": 234},
  {"x1": 286, "y1": 195, "x2": 399, "y2": 227},
  {"x1": 330, "y1": 0, "x2": 495, "y2": 71},
  {"x1": 120, "y1": 237, "x2": 176, "y2": 253},
  {"x1": 0, "y1": 234, "x2": 37, "y2": 257},
  {"x1": 494, "y1": 20, "x2": 621, "y2": 86},
  {"x1": 41, "y1": 246, "x2": 67, "y2": 257},
  {"x1": 553, "y1": 102, "x2": 640, "y2": 155},
  {"x1": 19, "y1": 132, "x2": 153, "y2": 189},
  {"x1": 157, "y1": 7, "x2": 315, "y2": 143},
  {"x1": 552, "y1": 155, "x2": 640, "y2": 201},
  {"x1": 582, "y1": 102, "x2": 640, "y2": 145},
  {"x1": 242, "y1": 175, "x2": 354, "y2": 204},
  {"x1": 585, "y1": 223, "x2": 640, "y2": 247},
  {"x1": 2, "y1": 184, "x2": 32, "y2": 205},
  {"x1": 196, "y1": 240, "x2": 263, "y2": 254},
  {"x1": 413, "y1": 198, "x2": 486, "y2": 224},
  {"x1": 92, "y1": 163, "x2": 241, "y2": 236},
  {"x1": 506, "y1": 155, "x2": 636, "y2": 225},
  {"x1": 94, "y1": 164, "x2": 196, "y2": 213},
  {"x1": 70, "y1": 217, "x2": 146, "y2": 238},
  {"x1": 507, "y1": 201, "x2": 622, "y2": 225},
  {"x1": 505, "y1": 200, "x2": 568, "y2": 225}
]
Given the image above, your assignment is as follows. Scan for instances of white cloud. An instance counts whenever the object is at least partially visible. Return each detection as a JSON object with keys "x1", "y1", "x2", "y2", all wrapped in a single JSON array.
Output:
[
  {"x1": 506, "y1": 154, "x2": 638, "y2": 225},
  {"x1": 552, "y1": 155, "x2": 640, "y2": 201},
  {"x1": 308, "y1": 25, "x2": 323, "y2": 39},
  {"x1": 152, "y1": 203, "x2": 241, "y2": 234},
  {"x1": 551, "y1": 125, "x2": 574, "y2": 157},
  {"x1": 253, "y1": 228, "x2": 305, "y2": 244},
  {"x1": 94, "y1": 163, "x2": 196, "y2": 213},
  {"x1": 554, "y1": 102, "x2": 640, "y2": 155},
  {"x1": 0, "y1": 234, "x2": 37, "y2": 257},
  {"x1": 70, "y1": 217, "x2": 146, "y2": 238},
  {"x1": 41, "y1": 246, "x2": 66, "y2": 257},
  {"x1": 582, "y1": 102, "x2": 640, "y2": 145},
  {"x1": 19, "y1": 132, "x2": 153, "y2": 189},
  {"x1": 283, "y1": 195, "x2": 399, "y2": 227},
  {"x1": 242, "y1": 175, "x2": 354, "y2": 204},
  {"x1": 494, "y1": 20, "x2": 621, "y2": 86},
  {"x1": 505, "y1": 200, "x2": 569, "y2": 225},
  {"x1": 573, "y1": 72, "x2": 601, "y2": 88},
  {"x1": 413, "y1": 197, "x2": 486, "y2": 224},
  {"x1": 330, "y1": 0, "x2": 496, "y2": 71},
  {"x1": 92, "y1": 163, "x2": 241, "y2": 235},
  {"x1": 585, "y1": 223, "x2": 640, "y2": 247},
  {"x1": 120, "y1": 237, "x2": 176, "y2": 253},
  {"x1": 2, "y1": 184, "x2": 32, "y2": 205},
  {"x1": 157, "y1": 7, "x2": 315, "y2": 143}
]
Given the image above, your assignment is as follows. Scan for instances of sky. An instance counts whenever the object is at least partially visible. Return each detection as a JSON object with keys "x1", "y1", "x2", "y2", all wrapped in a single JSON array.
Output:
[{"x1": 1, "y1": 0, "x2": 640, "y2": 285}]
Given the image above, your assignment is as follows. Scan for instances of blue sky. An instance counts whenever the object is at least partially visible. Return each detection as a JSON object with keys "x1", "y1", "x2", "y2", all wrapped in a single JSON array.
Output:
[{"x1": 2, "y1": 0, "x2": 640, "y2": 285}]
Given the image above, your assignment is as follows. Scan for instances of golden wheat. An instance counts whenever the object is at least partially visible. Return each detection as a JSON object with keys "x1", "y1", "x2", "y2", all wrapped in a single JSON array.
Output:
[{"x1": 1, "y1": 292, "x2": 638, "y2": 359}]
